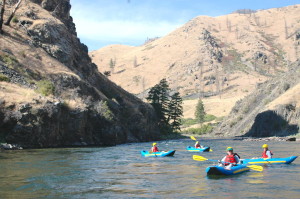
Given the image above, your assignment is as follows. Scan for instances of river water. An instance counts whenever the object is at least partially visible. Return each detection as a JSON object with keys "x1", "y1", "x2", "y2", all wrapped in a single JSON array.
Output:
[{"x1": 0, "y1": 138, "x2": 299, "y2": 199}]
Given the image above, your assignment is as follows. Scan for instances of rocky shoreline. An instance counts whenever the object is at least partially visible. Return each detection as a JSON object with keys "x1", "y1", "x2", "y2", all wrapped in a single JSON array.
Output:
[
  {"x1": 234, "y1": 137, "x2": 298, "y2": 142},
  {"x1": 0, "y1": 143, "x2": 23, "y2": 150},
  {"x1": 1, "y1": 135, "x2": 298, "y2": 151}
]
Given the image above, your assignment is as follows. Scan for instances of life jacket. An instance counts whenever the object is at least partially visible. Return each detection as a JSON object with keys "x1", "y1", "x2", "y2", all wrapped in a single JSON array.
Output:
[
  {"x1": 152, "y1": 146, "x2": 158, "y2": 152},
  {"x1": 195, "y1": 143, "x2": 200, "y2": 148},
  {"x1": 224, "y1": 154, "x2": 237, "y2": 165},
  {"x1": 262, "y1": 150, "x2": 273, "y2": 158}
]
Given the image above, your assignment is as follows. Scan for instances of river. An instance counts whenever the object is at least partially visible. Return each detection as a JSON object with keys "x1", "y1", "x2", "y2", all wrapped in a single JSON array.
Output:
[{"x1": 0, "y1": 138, "x2": 299, "y2": 198}]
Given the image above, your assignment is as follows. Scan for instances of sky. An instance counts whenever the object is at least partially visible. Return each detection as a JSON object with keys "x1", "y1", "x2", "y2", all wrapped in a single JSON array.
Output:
[{"x1": 70, "y1": 0, "x2": 300, "y2": 51}]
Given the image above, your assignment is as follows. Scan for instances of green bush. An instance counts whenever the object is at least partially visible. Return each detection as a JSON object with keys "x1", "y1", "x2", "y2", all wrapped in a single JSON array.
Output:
[
  {"x1": 0, "y1": 54, "x2": 18, "y2": 69},
  {"x1": 184, "y1": 124, "x2": 213, "y2": 135},
  {"x1": 182, "y1": 114, "x2": 217, "y2": 128},
  {"x1": 96, "y1": 101, "x2": 114, "y2": 121},
  {"x1": 12, "y1": 16, "x2": 19, "y2": 23},
  {"x1": 36, "y1": 80, "x2": 55, "y2": 96},
  {"x1": 181, "y1": 118, "x2": 198, "y2": 127},
  {"x1": 0, "y1": 74, "x2": 10, "y2": 82},
  {"x1": 204, "y1": 114, "x2": 217, "y2": 122}
]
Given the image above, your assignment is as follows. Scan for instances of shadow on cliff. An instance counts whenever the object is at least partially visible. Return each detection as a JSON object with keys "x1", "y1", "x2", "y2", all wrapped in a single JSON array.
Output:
[{"x1": 244, "y1": 110, "x2": 299, "y2": 137}]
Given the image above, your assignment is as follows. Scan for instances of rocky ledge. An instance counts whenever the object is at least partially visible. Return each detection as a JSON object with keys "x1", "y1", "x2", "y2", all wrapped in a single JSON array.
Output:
[
  {"x1": 0, "y1": 143, "x2": 23, "y2": 150},
  {"x1": 234, "y1": 137, "x2": 297, "y2": 142}
]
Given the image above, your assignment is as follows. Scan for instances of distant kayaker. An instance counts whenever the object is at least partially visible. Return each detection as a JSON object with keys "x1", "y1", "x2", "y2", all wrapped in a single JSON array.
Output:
[
  {"x1": 262, "y1": 144, "x2": 273, "y2": 159},
  {"x1": 219, "y1": 147, "x2": 240, "y2": 169},
  {"x1": 151, "y1": 143, "x2": 159, "y2": 152},
  {"x1": 195, "y1": 141, "x2": 202, "y2": 148}
]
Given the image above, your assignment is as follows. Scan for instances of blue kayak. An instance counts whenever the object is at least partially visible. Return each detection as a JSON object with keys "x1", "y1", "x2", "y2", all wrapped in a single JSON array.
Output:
[
  {"x1": 186, "y1": 146, "x2": 210, "y2": 152},
  {"x1": 140, "y1": 150, "x2": 176, "y2": 157},
  {"x1": 206, "y1": 164, "x2": 250, "y2": 175},
  {"x1": 242, "y1": 156, "x2": 298, "y2": 165}
]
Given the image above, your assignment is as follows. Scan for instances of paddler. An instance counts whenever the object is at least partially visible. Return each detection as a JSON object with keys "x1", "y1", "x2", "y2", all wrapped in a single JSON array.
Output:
[
  {"x1": 219, "y1": 147, "x2": 240, "y2": 169},
  {"x1": 151, "y1": 142, "x2": 159, "y2": 152},
  {"x1": 262, "y1": 144, "x2": 273, "y2": 159},
  {"x1": 195, "y1": 141, "x2": 202, "y2": 148}
]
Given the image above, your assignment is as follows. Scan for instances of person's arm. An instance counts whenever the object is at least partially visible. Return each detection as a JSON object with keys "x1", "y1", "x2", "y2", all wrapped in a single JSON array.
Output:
[
  {"x1": 266, "y1": 151, "x2": 272, "y2": 159},
  {"x1": 235, "y1": 156, "x2": 240, "y2": 164},
  {"x1": 221, "y1": 156, "x2": 226, "y2": 163}
]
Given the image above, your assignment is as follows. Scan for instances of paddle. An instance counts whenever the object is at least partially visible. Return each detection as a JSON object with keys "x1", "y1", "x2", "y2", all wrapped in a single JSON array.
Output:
[
  {"x1": 190, "y1": 136, "x2": 213, "y2": 152},
  {"x1": 193, "y1": 155, "x2": 264, "y2": 172}
]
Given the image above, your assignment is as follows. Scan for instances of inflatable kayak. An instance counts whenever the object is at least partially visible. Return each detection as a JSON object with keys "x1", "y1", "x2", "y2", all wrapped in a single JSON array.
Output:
[
  {"x1": 206, "y1": 164, "x2": 250, "y2": 175},
  {"x1": 140, "y1": 150, "x2": 176, "y2": 157},
  {"x1": 186, "y1": 146, "x2": 210, "y2": 152},
  {"x1": 242, "y1": 156, "x2": 298, "y2": 165}
]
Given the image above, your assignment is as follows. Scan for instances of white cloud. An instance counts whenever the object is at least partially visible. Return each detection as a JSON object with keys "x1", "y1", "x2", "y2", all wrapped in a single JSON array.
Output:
[{"x1": 74, "y1": 18, "x2": 181, "y2": 46}]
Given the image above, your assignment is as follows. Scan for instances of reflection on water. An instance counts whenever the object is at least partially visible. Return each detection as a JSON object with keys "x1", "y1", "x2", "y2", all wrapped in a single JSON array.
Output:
[
  {"x1": 246, "y1": 172, "x2": 266, "y2": 184},
  {"x1": 0, "y1": 139, "x2": 299, "y2": 198}
]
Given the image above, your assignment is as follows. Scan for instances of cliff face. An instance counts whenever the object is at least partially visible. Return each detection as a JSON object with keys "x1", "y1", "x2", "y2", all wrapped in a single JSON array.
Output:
[
  {"x1": 0, "y1": 0, "x2": 160, "y2": 148},
  {"x1": 212, "y1": 60, "x2": 300, "y2": 137}
]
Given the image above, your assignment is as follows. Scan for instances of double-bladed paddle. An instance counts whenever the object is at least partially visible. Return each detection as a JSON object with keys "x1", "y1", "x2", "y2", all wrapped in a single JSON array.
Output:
[{"x1": 193, "y1": 155, "x2": 264, "y2": 171}]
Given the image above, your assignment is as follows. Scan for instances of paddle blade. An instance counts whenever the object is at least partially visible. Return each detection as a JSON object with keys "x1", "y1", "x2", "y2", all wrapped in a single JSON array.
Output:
[
  {"x1": 193, "y1": 155, "x2": 208, "y2": 161},
  {"x1": 190, "y1": 136, "x2": 197, "y2": 141},
  {"x1": 247, "y1": 165, "x2": 264, "y2": 172},
  {"x1": 209, "y1": 149, "x2": 213, "y2": 152}
]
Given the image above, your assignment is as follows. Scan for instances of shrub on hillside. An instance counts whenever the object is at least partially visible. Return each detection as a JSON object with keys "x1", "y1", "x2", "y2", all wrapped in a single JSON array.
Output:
[
  {"x1": 184, "y1": 124, "x2": 213, "y2": 135},
  {"x1": 95, "y1": 100, "x2": 114, "y2": 121},
  {"x1": 182, "y1": 114, "x2": 217, "y2": 127},
  {"x1": 36, "y1": 80, "x2": 55, "y2": 96},
  {"x1": 0, "y1": 74, "x2": 10, "y2": 82},
  {"x1": 0, "y1": 54, "x2": 18, "y2": 69}
]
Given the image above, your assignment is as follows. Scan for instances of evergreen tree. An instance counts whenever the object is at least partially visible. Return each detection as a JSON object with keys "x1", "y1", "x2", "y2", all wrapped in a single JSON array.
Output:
[
  {"x1": 195, "y1": 99, "x2": 206, "y2": 126},
  {"x1": 109, "y1": 58, "x2": 115, "y2": 73},
  {"x1": 147, "y1": 79, "x2": 183, "y2": 133},
  {"x1": 157, "y1": 78, "x2": 170, "y2": 123},
  {"x1": 168, "y1": 92, "x2": 183, "y2": 131},
  {"x1": 146, "y1": 84, "x2": 164, "y2": 120}
]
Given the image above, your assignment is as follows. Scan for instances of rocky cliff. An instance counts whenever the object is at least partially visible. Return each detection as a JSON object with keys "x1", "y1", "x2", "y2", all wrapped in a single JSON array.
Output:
[
  {"x1": 0, "y1": 0, "x2": 160, "y2": 148},
  {"x1": 212, "y1": 60, "x2": 300, "y2": 137}
]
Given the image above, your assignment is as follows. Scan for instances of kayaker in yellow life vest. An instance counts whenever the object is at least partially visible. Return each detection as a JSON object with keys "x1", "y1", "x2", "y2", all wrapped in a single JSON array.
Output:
[
  {"x1": 219, "y1": 147, "x2": 241, "y2": 169},
  {"x1": 151, "y1": 143, "x2": 159, "y2": 152},
  {"x1": 262, "y1": 144, "x2": 273, "y2": 159}
]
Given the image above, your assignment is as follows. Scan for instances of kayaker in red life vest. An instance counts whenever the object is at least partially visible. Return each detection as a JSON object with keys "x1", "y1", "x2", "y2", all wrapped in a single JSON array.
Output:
[
  {"x1": 262, "y1": 144, "x2": 273, "y2": 159},
  {"x1": 151, "y1": 143, "x2": 159, "y2": 152},
  {"x1": 219, "y1": 147, "x2": 240, "y2": 169},
  {"x1": 195, "y1": 141, "x2": 202, "y2": 148}
]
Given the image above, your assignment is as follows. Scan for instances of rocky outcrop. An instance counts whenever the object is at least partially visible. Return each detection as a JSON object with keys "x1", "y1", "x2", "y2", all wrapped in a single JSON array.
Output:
[
  {"x1": 0, "y1": 99, "x2": 159, "y2": 148},
  {"x1": 201, "y1": 29, "x2": 223, "y2": 63},
  {"x1": 0, "y1": 0, "x2": 160, "y2": 148},
  {"x1": 213, "y1": 61, "x2": 300, "y2": 137}
]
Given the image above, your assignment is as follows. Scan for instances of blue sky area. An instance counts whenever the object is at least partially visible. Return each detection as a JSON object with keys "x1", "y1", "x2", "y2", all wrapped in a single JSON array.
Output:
[{"x1": 70, "y1": 0, "x2": 300, "y2": 51}]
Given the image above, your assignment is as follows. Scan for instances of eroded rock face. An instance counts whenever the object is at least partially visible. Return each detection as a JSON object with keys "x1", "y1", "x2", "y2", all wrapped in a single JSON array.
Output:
[
  {"x1": 212, "y1": 61, "x2": 300, "y2": 137},
  {"x1": 0, "y1": 0, "x2": 160, "y2": 148}
]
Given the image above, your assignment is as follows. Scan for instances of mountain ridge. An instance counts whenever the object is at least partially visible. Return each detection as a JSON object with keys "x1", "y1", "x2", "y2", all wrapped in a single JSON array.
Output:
[{"x1": 91, "y1": 4, "x2": 300, "y2": 97}]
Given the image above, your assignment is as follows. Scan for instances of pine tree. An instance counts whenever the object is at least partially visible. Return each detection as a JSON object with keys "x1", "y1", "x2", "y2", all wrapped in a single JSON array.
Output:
[
  {"x1": 168, "y1": 92, "x2": 183, "y2": 131},
  {"x1": 146, "y1": 78, "x2": 172, "y2": 133},
  {"x1": 109, "y1": 58, "x2": 115, "y2": 73},
  {"x1": 195, "y1": 99, "x2": 206, "y2": 126},
  {"x1": 157, "y1": 78, "x2": 170, "y2": 123},
  {"x1": 146, "y1": 84, "x2": 163, "y2": 120}
]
